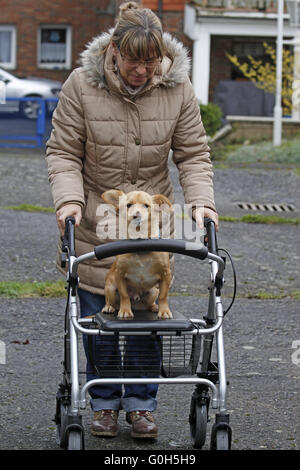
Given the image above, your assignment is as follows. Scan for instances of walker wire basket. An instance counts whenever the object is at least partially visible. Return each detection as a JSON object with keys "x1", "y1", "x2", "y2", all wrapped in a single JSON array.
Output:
[{"x1": 86, "y1": 311, "x2": 202, "y2": 378}]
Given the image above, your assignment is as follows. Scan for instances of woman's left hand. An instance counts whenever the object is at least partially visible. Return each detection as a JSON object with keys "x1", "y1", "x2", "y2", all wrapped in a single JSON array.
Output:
[{"x1": 193, "y1": 207, "x2": 219, "y2": 232}]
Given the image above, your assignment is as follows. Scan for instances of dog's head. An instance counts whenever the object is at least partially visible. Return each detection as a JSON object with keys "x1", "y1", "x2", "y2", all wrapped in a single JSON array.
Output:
[{"x1": 101, "y1": 189, "x2": 172, "y2": 239}]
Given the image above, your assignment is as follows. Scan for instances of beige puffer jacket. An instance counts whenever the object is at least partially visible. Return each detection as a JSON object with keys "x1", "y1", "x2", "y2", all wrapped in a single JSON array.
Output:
[{"x1": 46, "y1": 31, "x2": 216, "y2": 295}]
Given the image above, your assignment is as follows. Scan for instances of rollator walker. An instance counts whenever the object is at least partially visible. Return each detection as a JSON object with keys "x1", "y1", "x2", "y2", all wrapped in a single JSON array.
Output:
[{"x1": 54, "y1": 216, "x2": 236, "y2": 450}]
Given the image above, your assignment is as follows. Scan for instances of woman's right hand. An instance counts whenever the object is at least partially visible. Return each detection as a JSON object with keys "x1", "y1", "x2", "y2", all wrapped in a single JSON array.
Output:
[{"x1": 56, "y1": 203, "x2": 82, "y2": 236}]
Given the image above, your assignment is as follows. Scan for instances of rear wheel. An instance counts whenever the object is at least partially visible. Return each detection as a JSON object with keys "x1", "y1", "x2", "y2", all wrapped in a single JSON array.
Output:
[
  {"x1": 56, "y1": 401, "x2": 70, "y2": 448},
  {"x1": 189, "y1": 397, "x2": 208, "y2": 449}
]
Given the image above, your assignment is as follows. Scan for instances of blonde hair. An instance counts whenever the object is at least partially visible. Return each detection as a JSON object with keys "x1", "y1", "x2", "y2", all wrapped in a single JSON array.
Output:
[{"x1": 111, "y1": 2, "x2": 166, "y2": 59}]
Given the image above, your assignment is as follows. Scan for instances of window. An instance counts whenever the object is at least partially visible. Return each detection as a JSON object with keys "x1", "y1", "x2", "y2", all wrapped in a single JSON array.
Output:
[
  {"x1": 38, "y1": 25, "x2": 71, "y2": 69},
  {"x1": 0, "y1": 25, "x2": 16, "y2": 69}
]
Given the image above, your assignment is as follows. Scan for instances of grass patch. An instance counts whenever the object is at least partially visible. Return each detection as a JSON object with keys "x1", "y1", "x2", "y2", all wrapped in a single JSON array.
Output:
[
  {"x1": 1, "y1": 282, "x2": 298, "y2": 301},
  {"x1": 243, "y1": 290, "x2": 300, "y2": 300},
  {"x1": 211, "y1": 137, "x2": 300, "y2": 164},
  {"x1": 169, "y1": 291, "x2": 206, "y2": 297},
  {"x1": 0, "y1": 281, "x2": 66, "y2": 298},
  {"x1": 2, "y1": 204, "x2": 54, "y2": 213},
  {"x1": 220, "y1": 214, "x2": 300, "y2": 225},
  {"x1": 210, "y1": 142, "x2": 241, "y2": 161}
]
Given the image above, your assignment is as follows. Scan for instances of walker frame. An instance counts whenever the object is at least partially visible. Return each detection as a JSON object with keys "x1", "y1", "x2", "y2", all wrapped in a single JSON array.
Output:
[{"x1": 54, "y1": 216, "x2": 234, "y2": 450}]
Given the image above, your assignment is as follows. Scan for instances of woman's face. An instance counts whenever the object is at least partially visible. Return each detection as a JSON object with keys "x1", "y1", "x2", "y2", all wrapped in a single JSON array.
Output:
[{"x1": 112, "y1": 42, "x2": 160, "y2": 88}]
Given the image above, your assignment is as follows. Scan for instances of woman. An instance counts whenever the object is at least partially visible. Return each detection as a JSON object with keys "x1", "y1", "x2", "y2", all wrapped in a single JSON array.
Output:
[{"x1": 46, "y1": 1, "x2": 218, "y2": 440}]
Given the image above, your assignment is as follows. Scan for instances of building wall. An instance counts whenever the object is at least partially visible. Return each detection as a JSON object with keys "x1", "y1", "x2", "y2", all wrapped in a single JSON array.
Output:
[
  {"x1": 209, "y1": 35, "x2": 232, "y2": 102},
  {"x1": 0, "y1": 0, "x2": 116, "y2": 81},
  {"x1": 0, "y1": 0, "x2": 191, "y2": 82},
  {"x1": 143, "y1": 1, "x2": 192, "y2": 52}
]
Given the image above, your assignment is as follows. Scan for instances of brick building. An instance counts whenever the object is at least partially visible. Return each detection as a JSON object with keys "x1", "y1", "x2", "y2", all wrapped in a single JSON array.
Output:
[
  {"x1": 0, "y1": 0, "x2": 189, "y2": 83},
  {"x1": 184, "y1": 0, "x2": 300, "y2": 116},
  {"x1": 1, "y1": 0, "x2": 299, "y2": 117}
]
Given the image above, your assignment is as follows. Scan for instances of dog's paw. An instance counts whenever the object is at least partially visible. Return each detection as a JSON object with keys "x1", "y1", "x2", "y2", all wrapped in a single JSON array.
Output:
[
  {"x1": 157, "y1": 308, "x2": 173, "y2": 319},
  {"x1": 117, "y1": 309, "x2": 134, "y2": 320},
  {"x1": 101, "y1": 304, "x2": 115, "y2": 314},
  {"x1": 150, "y1": 303, "x2": 159, "y2": 313}
]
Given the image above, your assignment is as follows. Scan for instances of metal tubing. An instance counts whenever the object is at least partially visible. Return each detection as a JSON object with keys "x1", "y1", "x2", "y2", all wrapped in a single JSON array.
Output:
[
  {"x1": 71, "y1": 246, "x2": 224, "y2": 280},
  {"x1": 72, "y1": 315, "x2": 223, "y2": 336},
  {"x1": 273, "y1": 0, "x2": 284, "y2": 146},
  {"x1": 71, "y1": 251, "x2": 94, "y2": 278},
  {"x1": 215, "y1": 297, "x2": 227, "y2": 413},
  {"x1": 69, "y1": 297, "x2": 81, "y2": 413},
  {"x1": 79, "y1": 377, "x2": 218, "y2": 410}
]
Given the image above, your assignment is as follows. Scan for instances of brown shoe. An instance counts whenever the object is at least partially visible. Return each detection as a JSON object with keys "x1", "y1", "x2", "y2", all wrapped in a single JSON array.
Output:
[
  {"x1": 126, "y1": 411, "x2": 158, "y2": 439},
  {"x1": 91, "y1": 410, "x2": 118, "y2": 437}
]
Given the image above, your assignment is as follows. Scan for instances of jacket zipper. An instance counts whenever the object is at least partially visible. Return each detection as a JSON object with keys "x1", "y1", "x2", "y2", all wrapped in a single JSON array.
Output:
[{"x1": 124, "y1": 97, "x2": 141, "y2": 185}]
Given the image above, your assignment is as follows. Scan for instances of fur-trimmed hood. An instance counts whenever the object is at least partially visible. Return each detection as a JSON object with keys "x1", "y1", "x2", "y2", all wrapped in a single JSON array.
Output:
[{"x1": 79, "y1": 30, "x2": 191, "y2": 89}]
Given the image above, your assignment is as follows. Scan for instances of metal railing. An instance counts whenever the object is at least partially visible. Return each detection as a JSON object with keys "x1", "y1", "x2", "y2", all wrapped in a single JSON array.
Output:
[{"x1": 0, "y1": 97, "x2": 58, "y2": 149}]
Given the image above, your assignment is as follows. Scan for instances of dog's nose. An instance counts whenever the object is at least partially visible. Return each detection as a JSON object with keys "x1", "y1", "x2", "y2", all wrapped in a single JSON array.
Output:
[{"x1": 133, "y1": 211, "x2": 142, "y2": 219}]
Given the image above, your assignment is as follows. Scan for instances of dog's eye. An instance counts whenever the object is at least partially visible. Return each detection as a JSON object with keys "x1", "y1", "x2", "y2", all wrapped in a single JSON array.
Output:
[
  {"x1": 144, "y1": 204, "x2": 149, "y2": 209},
  {"x1": 127, "y1": 203, "x2": 133, "y2": 208}
]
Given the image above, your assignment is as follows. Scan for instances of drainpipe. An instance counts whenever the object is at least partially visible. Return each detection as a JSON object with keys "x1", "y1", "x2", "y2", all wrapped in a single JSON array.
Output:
[{"x1": 157, "y1": 0, "x2": 163, "y2": 21}]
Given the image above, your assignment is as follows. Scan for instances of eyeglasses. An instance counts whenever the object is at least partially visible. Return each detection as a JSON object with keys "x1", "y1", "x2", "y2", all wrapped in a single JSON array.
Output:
[{"x1": 120, "y1": 54, "x2": 162, "y2": 69}]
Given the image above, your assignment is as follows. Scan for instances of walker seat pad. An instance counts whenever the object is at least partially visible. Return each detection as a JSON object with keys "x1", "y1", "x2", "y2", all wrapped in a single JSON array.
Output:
[{"x1": 95, "y1": 310, "x2": 194, "y2": 332}]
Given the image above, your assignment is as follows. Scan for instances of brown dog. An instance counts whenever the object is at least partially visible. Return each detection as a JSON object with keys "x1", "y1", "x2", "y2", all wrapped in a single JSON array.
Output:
[{"x1": 100, "y1": 189, "x2": 173, "y2": 320}]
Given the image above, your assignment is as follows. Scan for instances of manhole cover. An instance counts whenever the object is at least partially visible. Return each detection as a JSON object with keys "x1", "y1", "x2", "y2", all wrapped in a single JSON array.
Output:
[{"x1": 237, "y1": 202, "x2": 295, "y2": 212}]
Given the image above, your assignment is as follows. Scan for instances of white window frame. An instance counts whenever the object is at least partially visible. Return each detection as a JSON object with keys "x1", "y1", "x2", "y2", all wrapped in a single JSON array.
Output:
[
  {"x1": 37, "y1": 25, "x2": 72, "y2": 70},
  {"x1": 0, "y1": 25, "x2": 17, "y2": 69}
]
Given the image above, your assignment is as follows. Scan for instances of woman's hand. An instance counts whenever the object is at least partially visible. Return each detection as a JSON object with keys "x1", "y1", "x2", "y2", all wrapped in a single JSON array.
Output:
[
  {"x1": 56, "y1": 203, "x2": 82, "y2": 236},
  {"x1": 193, "y1": 207, "x2": 219, "y2": 232}
]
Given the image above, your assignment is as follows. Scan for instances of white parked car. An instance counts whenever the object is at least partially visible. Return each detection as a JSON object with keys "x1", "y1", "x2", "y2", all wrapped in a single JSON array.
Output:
[{"x1": 0, "y1": 67, "x2": 62, "y2": 119}]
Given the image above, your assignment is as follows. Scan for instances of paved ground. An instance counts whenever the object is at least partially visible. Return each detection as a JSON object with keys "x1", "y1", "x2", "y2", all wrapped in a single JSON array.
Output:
[{"x1": 0, "y1": 148, "x2": 299, "y2": 451}]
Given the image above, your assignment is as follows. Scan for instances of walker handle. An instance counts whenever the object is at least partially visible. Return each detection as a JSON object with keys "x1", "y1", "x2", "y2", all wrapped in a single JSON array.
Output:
[
  {"x1": 61, "y1": 216, "x2": 76, "y2": 259},
  {"x1": 94, "y1": 238, "x2": 208, "y2": 261},
  {"x1": 204, "y1": 217, "x2": 218, "y2": 255}
]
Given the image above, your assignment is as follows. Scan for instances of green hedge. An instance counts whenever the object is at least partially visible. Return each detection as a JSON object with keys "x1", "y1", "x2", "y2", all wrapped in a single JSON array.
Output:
[{"x1": 200, "y1": 103, "x2": 222, "y2": 137}]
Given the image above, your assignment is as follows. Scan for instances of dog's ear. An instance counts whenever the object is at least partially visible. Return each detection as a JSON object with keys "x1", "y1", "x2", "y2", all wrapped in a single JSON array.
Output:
[
  {"x1": 101, "y1": 189, "x2": 124, "y2": 209},
  {"x1": 152, "y1": 194, "x2": 172, "y2": 208}
]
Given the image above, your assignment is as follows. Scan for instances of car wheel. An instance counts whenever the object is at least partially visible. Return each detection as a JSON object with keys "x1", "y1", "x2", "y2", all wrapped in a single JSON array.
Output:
[{"x1": 20, "y1": 96, "x2": 42, "y2": 119}]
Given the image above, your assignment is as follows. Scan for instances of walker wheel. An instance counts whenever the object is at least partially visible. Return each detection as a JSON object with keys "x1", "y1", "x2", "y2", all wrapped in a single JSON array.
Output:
[
  {"x1": 215, "y1": 429, "x2": 230, "y2": 450},
  {"x1": 189, "y1": 396, "x2": 208, "y2": 449},
  {"x1": 210, "y1": 417, "x2": 232, "y2": 450},
  {"x1": 67, "y1": 430, "x2": 84, "y2": 450},
  {"x1": 211, "y1": 429, "x2": 231, "y2": 450},
  {"x1": 56, "y1": 401, "x2": 69, "y2": 448},
  {"x1": 55, "y1": 396, "x2": 84, "y2": 450}
]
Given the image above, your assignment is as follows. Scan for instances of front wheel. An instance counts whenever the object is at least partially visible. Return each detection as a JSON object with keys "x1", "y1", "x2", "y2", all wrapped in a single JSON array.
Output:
[
  {"x1": 210, "y1": 421, "x2": 232, "y2": 450},
  {"x1": 55, "y1": 391, "x2": 84, "y2": 450},
  {"x1": 215, "y1": 429, "x2": 230, "y2": 450},
  {"x1": 19, "y1": 97, "x2": 41, "y2": 119},
  {"x1": 67, "y1": 430, "x2": 84, "y2": 450}
]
